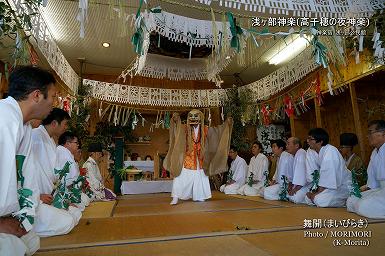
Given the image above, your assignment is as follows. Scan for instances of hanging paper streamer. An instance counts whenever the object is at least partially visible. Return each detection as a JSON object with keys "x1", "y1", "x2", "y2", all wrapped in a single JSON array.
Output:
[
  {"x1": 261, "y1": 104, "x2": 272, "y2": 125},
  {"x1": 221, "y1": 107, "x2": 224, "y2": 121},
  {"x1": 226, "y1": 12, "x2": 243, "y2": 53},
  {"x1": 76, "y1": 0, "x2": 88, "y2": 38},
  {"x1": 164, "y1": 111, "x2": 170, "y2": 129},
  {"x1": 283, "y1": 95, "x2": 294, "y2": 117},
  {"x1": 311, "y1": 27, "x2": 328, "y2": 68}
]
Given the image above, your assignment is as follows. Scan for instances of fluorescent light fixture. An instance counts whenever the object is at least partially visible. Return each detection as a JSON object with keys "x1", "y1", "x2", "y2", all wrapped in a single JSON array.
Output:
[
  {"x1": 268, "y1": 35, "x2": 310, "y2": 65},
  {"x1": 102, "y1": 42, "x2": 110, "y2": 48}
]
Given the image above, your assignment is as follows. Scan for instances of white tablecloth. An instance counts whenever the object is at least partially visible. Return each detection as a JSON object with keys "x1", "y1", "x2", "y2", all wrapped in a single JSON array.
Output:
[{"x1": 121, "y1": 180, "x2": 173, "y2": 194}]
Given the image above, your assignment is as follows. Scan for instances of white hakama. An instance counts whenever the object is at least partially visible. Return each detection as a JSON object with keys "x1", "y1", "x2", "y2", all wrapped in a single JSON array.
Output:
[
  {"x1": 238, "y1": 153, "x2": 269, "y2": 196},
  {"x1": 288, "y1": 148, "x2": 308, "y2": 204},
  {"x1": 171, "y1": 168, "x2": 211, "y2": 201},
  {"x1": 305, "y1": 144, "x2": 351, "y2": 208},
  {"x1": 264, "y1": 151, "x2": 294, "y2": 200},
  {"x1": 347, "y1": 144, "x2": 385, "y2": 218},
  {"x1": 220, "y1": 155, "x2": 247, "y2": 194}
]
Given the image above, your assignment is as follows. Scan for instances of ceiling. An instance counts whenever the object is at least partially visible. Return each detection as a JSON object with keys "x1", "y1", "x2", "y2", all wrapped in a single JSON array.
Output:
[{"x1": 8, "y1": 0, "x2": 308, "y2": 87}]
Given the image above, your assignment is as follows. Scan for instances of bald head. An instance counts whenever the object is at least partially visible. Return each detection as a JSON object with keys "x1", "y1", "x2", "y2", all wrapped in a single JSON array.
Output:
[{"x1": 286, "y1": 137, "x2": 301, "y2": 155}]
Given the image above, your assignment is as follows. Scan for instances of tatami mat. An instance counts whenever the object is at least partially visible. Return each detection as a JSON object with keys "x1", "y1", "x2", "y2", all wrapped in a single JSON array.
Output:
[
  {"x1": 37, "y1": 191, "x2": 384, "y2": 255},
  {"x1": 240, "y1": 222, "x2": 385, "y2": 256},
  {"x1": 113, "y1": 198, "x2": 278, "y2": 217},
  {"x1": 36, "y1": 223, "x2": 385, "y2": 256},
  {"x1": 36, "y1": 235, "x2": 271, "y2": 256},
  {"x1": 81, "y1": 201, "x2": 116, "y2": 218},
  {"x1": 228, "y1": 194, "x2": 304, "y2": 207}
]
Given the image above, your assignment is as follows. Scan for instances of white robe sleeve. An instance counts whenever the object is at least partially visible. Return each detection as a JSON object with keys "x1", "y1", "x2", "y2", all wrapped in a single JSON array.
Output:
[
  {"x1": 276, "y1": 152, "x2": 294, "y2": 184},
  {"x1": 292, "y1": 149, "x2": 307, "y2": 186},
  {"x1": 306, "y1": 149, "x2": 319, "y2": 183},
  {"x1": 0, "y1": 116, "x2": 20, "y2": 216},
  {"x1": 232, "y1": 157, "x2": 247, "y2": 186},
  {"x1": 318, "y1": 147, "x2": 339, "y2": 189},
  {"x1": 253, "y1": 154, "x2": 269, "y2": 182}
]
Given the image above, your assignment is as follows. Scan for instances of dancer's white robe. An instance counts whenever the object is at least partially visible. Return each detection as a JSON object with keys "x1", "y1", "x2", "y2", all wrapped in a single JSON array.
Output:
[
  {"x1": 288, "y1": 149, "x2": 308, "y2": 204},
  {"x1": 83, "y1": 157, "x2": 116, "y2": 201},
  {"x1": 0, "y1": 97, "x2": 40, "y2": 255},
  {"x1": 347, "y1": 143, "x2": 385, "y2": 218},
  {"x1": 264, "y1": 151, "x2": 294, "y2": 200},
  {"x1": 30, "y1": 126, "x2": 81, "y2": 237},
  {"x1": 55, "y1": 146, "x2": 90, "y2": 211},
  {"x1": 171, "y1": 127, "x2": 211, "y2": 201},
  {"x1": 238, "y1": 153, "x2": 269, "y2": 196},
  {"x1": 220, "y1": 155, "x2": 247, "y2": 194},
  {"x1": 305, "y1": 144, "x2": 351, "y2": 207}
]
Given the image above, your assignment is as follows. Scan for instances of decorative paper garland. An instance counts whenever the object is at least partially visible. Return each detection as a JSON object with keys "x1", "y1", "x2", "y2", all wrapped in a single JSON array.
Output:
[
  {"x1": 10, "y1": 0, "x2": 79, "y2": 94},
  {"x1": 86, "y1": 79, "x2": 228, "y2": 107},
  {"x1": 194, "y1": 0, "x2": 384, "y2": 18},
  {"x1": 239, "y1": 47, "x2": 320, "y2": 101}
]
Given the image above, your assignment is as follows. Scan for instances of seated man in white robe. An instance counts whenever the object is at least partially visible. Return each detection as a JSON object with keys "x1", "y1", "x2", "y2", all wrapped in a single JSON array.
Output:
[
  {"x1": 264, "y1": 139, "x2": 294, "y2": 201},
  {"x1": 220, "y1": 146, "x2": 247, "y2": 195},
  {"x1": 238, "y1": 141, "x2": 269, "y2": 196},
  {"x1": 347, "y1": 120, "x2": 385, "y2": 218},
  {"x1": 83, "y1": 143, "x2": 116, "y2": 201},
  {"x1": 55, "y1": 132, "x2": 91, "y2": 211},
  {"x1": 0, "y1": 66, "x2": 56, "y2": 256},
  {"x1": 305, "y1": 128, "x2": 351, "y2": 208},
  {"x1": 286, "y1": 137, "x2": 307, "y2": 204},
  {"x1": 30, "y1": 108, "x2": 81, "y2": 237}
]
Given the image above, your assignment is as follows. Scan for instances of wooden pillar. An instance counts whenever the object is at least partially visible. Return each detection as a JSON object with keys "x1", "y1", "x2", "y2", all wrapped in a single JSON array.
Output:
[
  {"x1": 289, "y1": 115, "x2": 296, "y2": 137},
  {"x1": 349, "y1": 83, "x2": 366, "y2": 161},
  {"x1": 314, "y1": 98, "x2": 322, "y2": 127}
]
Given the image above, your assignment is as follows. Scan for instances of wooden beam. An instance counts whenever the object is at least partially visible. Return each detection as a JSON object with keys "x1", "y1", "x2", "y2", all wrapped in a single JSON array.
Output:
[
  {"x1": 314, "y1": 98, "x2": 322, "y2": 127},
  {"x1": 290, "y1": 115, "x2": 296, "y2": 136},
  {"x1": 349, "y1": 83, "x2": 366, "y2": 161}
]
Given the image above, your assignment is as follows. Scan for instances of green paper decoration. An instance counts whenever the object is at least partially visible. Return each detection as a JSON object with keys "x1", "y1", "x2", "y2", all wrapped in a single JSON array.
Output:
[
  {"x1": 247, "y1": 172, "x2": 254, "y2": 186},
  {"x1": 350, "y1": 168, "x2": 363, "y2": 198},
  {"x1": 15, "y1": 155, "x2": 34, "y2": 227},
  {"x1": 263, "y1": 170, "x2": 269, "y2": 187},
  {"x1": 310, "y1": 170, "x2": 320, "y2": 193},
  {"x1": 226, "y1": 169, "x2": 234, "y2": 182},
  {"x1": 278, "y1": 175, "x2": 289, "y2": 201}
]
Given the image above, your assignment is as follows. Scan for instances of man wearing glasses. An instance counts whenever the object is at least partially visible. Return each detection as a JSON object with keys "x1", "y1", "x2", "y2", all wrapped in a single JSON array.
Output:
[
  {"x1": 56, "y1": 132, "x2": 90, "y2": 211},
  {"x1": 347, "y1": 120, "x2": 385, "y2": 218},
  {"x1": 305, "y1": 128, "x2": 351, "y2": 207}
]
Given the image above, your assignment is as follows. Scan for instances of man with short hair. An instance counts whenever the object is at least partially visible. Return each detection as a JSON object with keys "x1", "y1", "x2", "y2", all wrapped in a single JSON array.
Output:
[
  {"x1": 286, "y1": 137, "x2": 307, "y2": 204},
  {"x1": 83, "y1": 143, "x2": 116, "y2": 201},
  {"x1": 339, "y1": 133, "x2": 366, "y2": 186},
  {"x1": 263, "y1": 139, "x2": 294, "y2": 201},
  {"x1": 347, "y1": 120, "x2": 385, "y2": 218},
  {"x1": 30, "y1": 108, "x2": 81, "y2": 237},
  {"x1": 220, "y1": 146, "x2": 248, "y2": 195},
  {"x1": 56, "y1": 132, "x2": 91, "y2": 211},
  {"x1": 238, "y1": 141, "x2": 269, "y2": 196},
  {"x1": 0, "y1": 66, "x2": 56, "y2": 255},
  {"x1": 305, "y1": 128, "x2": 351, "y2": 207}
]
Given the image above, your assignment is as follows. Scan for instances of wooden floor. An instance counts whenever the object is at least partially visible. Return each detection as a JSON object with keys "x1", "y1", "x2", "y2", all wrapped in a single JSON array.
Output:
[{"x1": 36, "y1": 192, "x2": 385, "y2": 256}]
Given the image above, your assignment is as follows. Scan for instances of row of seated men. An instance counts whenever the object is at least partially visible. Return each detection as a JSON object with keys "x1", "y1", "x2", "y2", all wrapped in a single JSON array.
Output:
[
  {"x1": 220, "y1": 123, "x2": 385, "y2": 220},
  {"x1": 0, "y1": 66, "x2": 115, "y2": 256}
]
